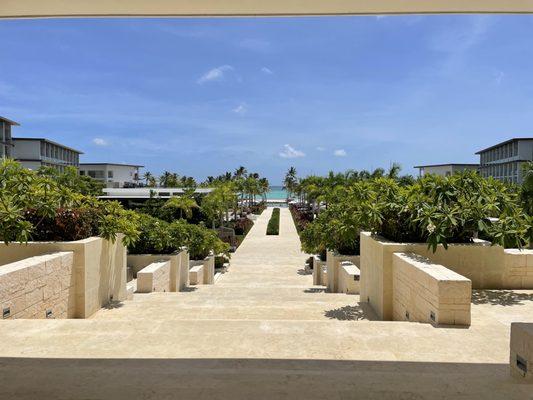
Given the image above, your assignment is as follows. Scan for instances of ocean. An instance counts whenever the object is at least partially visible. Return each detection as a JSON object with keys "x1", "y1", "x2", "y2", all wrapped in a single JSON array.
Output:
[{"x1": 266, "y1": 186, "x2": 288, "y2": 200}]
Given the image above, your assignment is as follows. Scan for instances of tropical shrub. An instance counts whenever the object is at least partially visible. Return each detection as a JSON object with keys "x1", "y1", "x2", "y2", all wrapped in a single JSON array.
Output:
[
  {"x1": 249, "y1": 201, "x2": 267, "y2": 215},
  {"x1": 300, "y1": 171, "x2": 531, "y2": 254},
  {"x1": 0, "y1": 159, "x2": 139, "y2": 246},
  {"x1": 128, "y1": 213, "x2": 230, "y2": 260},
  {"x1": 266, "y1": 208, "x2": 280, "y2": 235},
  {"x1": 289, "y1": 203, "x2": 314, "y2": 233},
  {"x1": 233, "y1": 217, "x2": 253, "y2": 235}
]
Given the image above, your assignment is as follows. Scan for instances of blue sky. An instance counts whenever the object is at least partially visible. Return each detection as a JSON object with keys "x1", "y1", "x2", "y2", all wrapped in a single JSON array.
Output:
[{"x1": 1, "y1": 15, "x2": 532, "y2": 184}]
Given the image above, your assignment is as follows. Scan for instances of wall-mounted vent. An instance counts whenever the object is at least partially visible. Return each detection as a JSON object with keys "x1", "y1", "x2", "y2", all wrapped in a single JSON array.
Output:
[
  {"x1": 354, "y1": 275, "x2": 360, "y2": 281},
  {"x1": 517, "y1": 355, "x2": 528, "y2": 374},
  {"x1": 46, "y1": 309, "x2": 53, "y2": 319},
  {"x1": 430, "y1": 311, "x2": 436, "y2": 322},
  {"x1": 3, "y1": 307, "x2": 10, "y2": 319}
]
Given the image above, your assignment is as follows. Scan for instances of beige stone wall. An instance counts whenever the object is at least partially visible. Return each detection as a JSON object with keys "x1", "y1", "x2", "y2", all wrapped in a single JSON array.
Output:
[
  {"x1": 326, "y1": 251, "x2": 360, "y2": 293},
  {"x1": 360, "y1": 232, "x2": 533, "y2": 320},
  {"x1": 338, "y1": 262, "x2": 360, "y2": 295},
  {"x1": 510, "y1": 323, "x2": 533, "y2": 382},
  {"x1": 127, "y1": 248, "x2": 189, "y2": 292},
  {"x1": 137, "y1": 260, "x2": 170, "y2": 293},
  {"x1": 0, "y1": 252, "x2": 75, "y2": 319},
  {"x1": 189, "y1": 263, "x2": 204, "y2": 285},
  {"x1": 0, "y1": 237, "x2": 126, "y2": 318},
  {"x1": 188, "y1": 255, "x2": 215, "y2": 285},
  {"x1": 392, "y1": 253, "x2": 471, "y2": 326},
  {"x1": 312, "y1": 256, "x2": 326, "y2": 286}
]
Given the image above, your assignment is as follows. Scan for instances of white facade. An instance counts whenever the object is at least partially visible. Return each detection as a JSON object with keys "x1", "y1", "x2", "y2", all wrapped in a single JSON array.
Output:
[
  {"x1": 79, "y1": 163, "x2": 143, "y2": 188},
  {"x1": 414, "y1": 164, "x2": 479, "y2": 177},
  {"x1": 100, "y1": 187, "x2": 212, "y2": 199},
  {"x1": 477, "y1": 138, "x2": 533, "y2": 184},
  {"x1": 12, "y1": 138, "x2": 82, "y2": 171},
  {"x1": 0, "y1": 117, "x2": 18, "y2": 158}
]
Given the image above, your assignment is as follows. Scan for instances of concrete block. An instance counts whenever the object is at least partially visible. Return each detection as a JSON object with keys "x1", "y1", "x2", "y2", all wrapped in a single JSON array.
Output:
[
  {"x1": 510, "y1": 323, "x2": 533, "y2": 382},
  {"x1": 189, "y1": 265, "x2": 204, "y2": 285}
]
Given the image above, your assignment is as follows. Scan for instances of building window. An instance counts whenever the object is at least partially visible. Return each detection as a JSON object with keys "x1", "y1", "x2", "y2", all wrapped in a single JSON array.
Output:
[{"x1": 108, "y1": 170, "x2": 114, "y2": 178}]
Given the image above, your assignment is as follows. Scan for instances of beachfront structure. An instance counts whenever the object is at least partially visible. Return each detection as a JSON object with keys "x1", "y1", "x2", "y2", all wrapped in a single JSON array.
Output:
[
  {"x1": 79, "y1": 163, "x2": 144, "y2": 188},
  {"x1": 476, "y1": 138, "x2": 533, "y2": 184},
  {"x1": 0, "y1": 116, "x2": 18, "y2": 158},
  {"x1": 414, "y1": 163, "x2": 479, "y2": 177},
  {"x1": 11, "y1": 137, "x2": 82, "y2": 172},
  {"x1": 100, "y1": 187, "x2": 213, "y2": 199}
]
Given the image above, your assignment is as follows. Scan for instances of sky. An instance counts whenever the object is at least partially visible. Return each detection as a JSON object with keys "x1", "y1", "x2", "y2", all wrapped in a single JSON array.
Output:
[{"x1": 1, "y1": 15, "x2": 533, "y2": 184}]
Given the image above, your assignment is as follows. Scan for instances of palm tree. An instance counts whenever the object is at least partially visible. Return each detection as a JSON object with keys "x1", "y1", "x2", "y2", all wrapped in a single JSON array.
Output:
[
  {"x1": 143, "y1": 171, "x2": 153, "y2": 186},
  {"x1": 159, "y1": 171, "x2": 172, "y2": 188},
  {"x1": 283, "y1": 167, "x2": 297, "y2": 200},
  {"x1": 163, "y1": 194, "x2": 198, "y2": 219},
  {"x1": 234, "y1": 166, "x2": 247, "y2": 179},
  {"x1": 387, "y1": 162, "x2": 402, "y2": 180}
]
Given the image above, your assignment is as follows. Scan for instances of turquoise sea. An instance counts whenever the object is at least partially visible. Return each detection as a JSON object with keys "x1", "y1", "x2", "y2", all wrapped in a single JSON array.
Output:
[{"x1": 266, "y1": 186, "x2": 288, "y2": 200}]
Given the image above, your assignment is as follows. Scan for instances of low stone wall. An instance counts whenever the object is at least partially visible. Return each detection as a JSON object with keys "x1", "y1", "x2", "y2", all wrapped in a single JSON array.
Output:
[
  {"x1": 392, "y1": 253, "x2": 471, "y2": 326},
  {"x1": 0, "y1": 237, "x2": 126, "y2": 319},
  {"x1": 0, "y1": 252, "x2": 75, "y2": 319},
  {"x1": 189, "y1": 255, "x2": 215, "y2": 285},
  {"x1": 326, "y1": 250, "x2": 360, "y2": 293},
  {"x1": 189, "y1": 264, "x2": 204, "y2": 285},
  {"x1": 338, "y1": 262, "x2": 360, "y2": 295},
  {"x1": 312, "y1": 256, "x2": 327, "y2": 286},
  {"x1": 127, "y1": 248, "x2": 189, "y2": 292},
  {"x1": 360, "y1": 232, "x2": 533, "y2": 320},
  {"x1": 137, "y1": 261, "x2": 171, "y2": 293},
  {"x1": 510, "y1": 323, "x2": 533, "y2": 382}
]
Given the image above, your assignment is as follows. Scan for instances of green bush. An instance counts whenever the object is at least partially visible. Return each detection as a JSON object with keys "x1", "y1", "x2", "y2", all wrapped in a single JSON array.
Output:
[
  {"x1": 300, "y1": 171, "x2": 531, "y2": 254},
  {"x1": 266, "y1": 208, "x2": 280, "y2": 235},
  {"x1": 128, "y1": 213, "x2": 230, "y2": 260},
  {"x1": 0, "y1": 159, "x2": 139, "y2": 246}
]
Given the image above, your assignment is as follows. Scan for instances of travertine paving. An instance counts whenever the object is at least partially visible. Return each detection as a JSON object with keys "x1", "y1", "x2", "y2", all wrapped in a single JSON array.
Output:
[{"x1": 1, "y1": 208, "x2": 533, "y2": 399}]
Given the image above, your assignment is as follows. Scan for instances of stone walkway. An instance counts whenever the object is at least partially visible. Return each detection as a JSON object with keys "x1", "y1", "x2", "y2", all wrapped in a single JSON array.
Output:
[{"x1": 1, "y1": 208, "x2": 533, "y2": 399}]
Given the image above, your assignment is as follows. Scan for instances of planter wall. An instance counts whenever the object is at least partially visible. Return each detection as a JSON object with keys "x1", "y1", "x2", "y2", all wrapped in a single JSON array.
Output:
[
  {"x1": 338, "y1": 262, "x2": 360, "y2": 295},
  {"x1": 0, "y1": 236, "x2": 126, "y2": 318},
  {"x1": 312, "y1": 255, "x2": 326, "y2": 286},
  {"x1": 137, "y1": 260, "x2": 171, "y2": 293},
  {"x1": 392, "y1": 252, "x2": 471, "y2": 326},
  {"x1": 189, "y1": 254, "x2": 215, "y2": 285},
  {"x1": 326, "y1": 250, "x2": 360, "y2": 293},
  {"x1": 127, "y1": 248, "x2": 189, "y2": 292},
  {"x1": 0, "y1": 252, "x2": 75, "y2": 319},
  {"x1": 360, "y1": 232, "x2": 533, "y2": 320}
]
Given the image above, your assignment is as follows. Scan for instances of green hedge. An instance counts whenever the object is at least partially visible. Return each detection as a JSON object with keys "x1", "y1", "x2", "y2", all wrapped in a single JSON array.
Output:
[{"x1": 266, "y1": 208, "x2": 280, "y2": 235}]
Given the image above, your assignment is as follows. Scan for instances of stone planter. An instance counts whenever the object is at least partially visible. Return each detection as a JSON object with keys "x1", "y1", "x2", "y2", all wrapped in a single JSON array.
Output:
[
  {"x1": 326, "y1": 250, "x2": 360, "y2": 293},
  {"x1": 0, "y1": 236, "x2": 126, "y2": 318},
  {"x1": 360, "y1": 232, "x2": 533, "y2": 320},
  {"x1": 127, "y1": 248, "x2": 189, "y2": 292},
  {"x1": 312, "y1": 255, "x2": 327, "y2": 286},
  {"x1": 189, "y1": 254, "x2": 215, "y2": 285}
]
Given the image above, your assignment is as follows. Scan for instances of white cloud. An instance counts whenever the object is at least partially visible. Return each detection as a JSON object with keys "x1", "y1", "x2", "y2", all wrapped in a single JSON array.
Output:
[
  {"x1": 92, "y1": 138, "x2": 108, "y2": 146},
  {"x1": 232, "y1": 103, "x2": 247, "y2": 115},
  {"x1": 316, "y1": 146, "x2": 325, "y2": 151},
  {"x1": 279, "y1": 144, "x2": 305, "y2": 159},
  {"x1": 197, "y1": 65, "x2": 234, "y2": 84},
  {"x1": 261, "y1": 67, "x2": 274, "y2": 75},
  {"x1": 333, "y1": 149, "x2": 347, "y2": 157}
]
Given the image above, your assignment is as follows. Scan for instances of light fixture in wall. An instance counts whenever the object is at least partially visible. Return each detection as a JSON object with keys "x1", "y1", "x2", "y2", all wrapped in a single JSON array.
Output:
[
  {"x1": 516, "y1": 355, "x2": 528, "y2": 375},
  {"x1": 45, "y1": 309, "x2": 53, "y2": 319},
  {"x1": 430, "y1": 311, "x2": 436, "y2": 322},
  {"x1": 405, "y1": 310, "x2": 410, "y2": 320},
  {"x1": 3, "y1": 307, "x2": 10, "y2": 319}
]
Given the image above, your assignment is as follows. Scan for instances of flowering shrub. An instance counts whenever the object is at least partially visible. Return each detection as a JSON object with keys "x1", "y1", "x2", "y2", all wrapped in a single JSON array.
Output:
[
  {"x1": 289, "y1": 203, "x2": 314, "y2": 233},
  {"x1": 0, "y1": 159, "x2": 139, "y2": 246},
  {"x1": 300, "y1": 171, "x2": 531, "y2": 254}
]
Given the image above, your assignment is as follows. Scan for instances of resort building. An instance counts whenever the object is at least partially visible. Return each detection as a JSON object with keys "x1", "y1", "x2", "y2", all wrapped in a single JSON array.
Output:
[
  {"x1": 414, "y1": 163, "x2": 479, "y2": 177},
  {"x1": 79, "y1": 163, "x2": 144, "y2": 188},
  {"x1": 476, "y1": 138, "x2": 533, "y2": 184},
  {"x1": 0, "y1": 116, "x2": 18, "y2": 158},
  {"x1": 11, "y1": 138, "x2": 82, "y2": 172}
]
